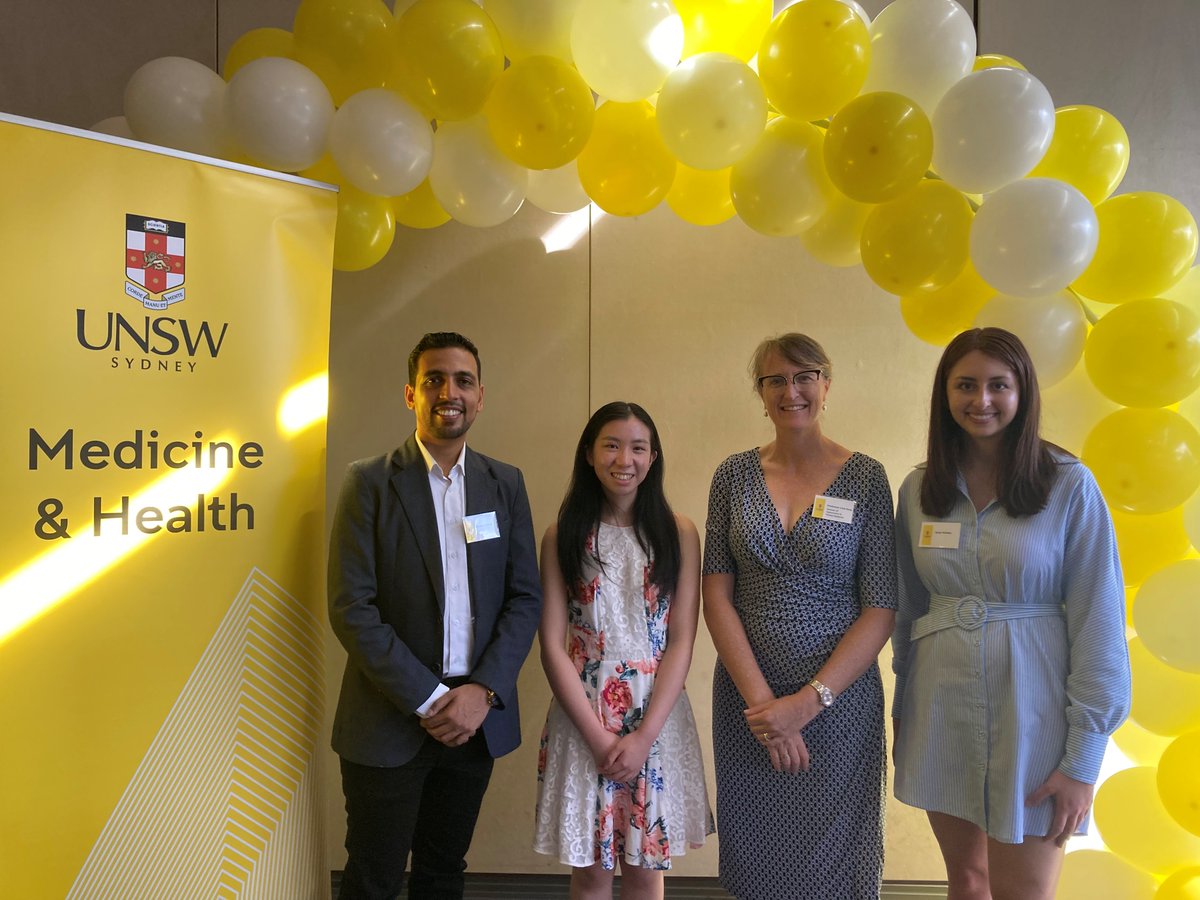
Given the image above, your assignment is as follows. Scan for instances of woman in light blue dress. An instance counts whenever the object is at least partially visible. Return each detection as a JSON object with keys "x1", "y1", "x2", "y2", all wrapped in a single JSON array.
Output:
[{"x1": 892, "y1": 328, "x2": 1130, "y2": 900}]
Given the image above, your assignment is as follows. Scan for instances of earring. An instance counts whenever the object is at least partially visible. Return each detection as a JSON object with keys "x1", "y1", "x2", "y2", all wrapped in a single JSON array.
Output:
[
  {"x1": 822, "y1": 403, "x2": 828, "y2": 411},
  {"x1": 763, "y1": 409, "x2": 768, "y2": 417}
]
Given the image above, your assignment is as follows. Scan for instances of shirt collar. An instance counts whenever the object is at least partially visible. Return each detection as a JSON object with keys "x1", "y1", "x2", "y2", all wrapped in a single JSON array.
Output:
[{"x1": 415, "y1": 435, "x2": 466, "y2": 480}]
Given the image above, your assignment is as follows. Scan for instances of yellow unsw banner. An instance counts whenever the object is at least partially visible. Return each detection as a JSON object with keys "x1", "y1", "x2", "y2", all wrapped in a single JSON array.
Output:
[{"x1": 0, "y1": 114, "x2": 337, "y2": 899}]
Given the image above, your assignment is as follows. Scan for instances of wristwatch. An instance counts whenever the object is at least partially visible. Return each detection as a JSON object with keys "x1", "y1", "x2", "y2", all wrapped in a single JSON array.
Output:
[
  {"x1": 484, "y1": 687, "x2": 499, "y2": 708},
  {"x1": 808, "y1": 678, "x2": 834, "y2": 708}
]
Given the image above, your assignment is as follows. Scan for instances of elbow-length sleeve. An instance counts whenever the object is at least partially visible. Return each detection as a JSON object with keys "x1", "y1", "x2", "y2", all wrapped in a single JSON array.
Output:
[
  {"x1": 891, "y1": 470, "x2": 931, "y2": 720},
  {"x1": 703, "y1": 457, "x2": 737, "y2": 576},
  {"x1": 1058, "y1": 465, "x2": 1131, "y2": 784}
]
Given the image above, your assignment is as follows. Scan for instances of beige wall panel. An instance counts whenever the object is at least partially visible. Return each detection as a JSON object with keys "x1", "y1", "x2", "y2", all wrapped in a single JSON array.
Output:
[
  {"x1": 0, "y1": 0, "x2": 216, "y2": 128},
  {"x1": 322, "y1": 204, "x2": 593, "y2": 873}
]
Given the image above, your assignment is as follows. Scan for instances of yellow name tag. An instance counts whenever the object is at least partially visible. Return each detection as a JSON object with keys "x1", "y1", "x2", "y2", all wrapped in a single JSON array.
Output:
[
  {"x1": 918, "y1": 521, "x2": 961, "y2": 549},
  {"x1": 813, "y1": 494, "x2": 856, "y2": 523}
]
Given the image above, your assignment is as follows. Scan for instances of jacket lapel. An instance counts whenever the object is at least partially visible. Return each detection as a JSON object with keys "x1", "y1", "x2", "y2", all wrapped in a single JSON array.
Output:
[
  {"x1": 463, "y1": 448, "x2": 501, "y2": 627},
  {"x1": 391, "y1": 435, "x2": 445, "y2": 610}
]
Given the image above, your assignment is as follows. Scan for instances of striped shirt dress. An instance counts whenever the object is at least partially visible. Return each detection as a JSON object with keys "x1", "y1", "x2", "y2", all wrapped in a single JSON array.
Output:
[{"x1": 891, "y1": 456, "x2": 1131, "y2": 843}]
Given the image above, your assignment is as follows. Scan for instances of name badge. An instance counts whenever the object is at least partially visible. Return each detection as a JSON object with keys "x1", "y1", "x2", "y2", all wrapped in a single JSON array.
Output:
[
  {"x1": 463, "y1": 511, "x2": 500, "y2": 543},
  {"x1": 813, "y1": 495, "x2": 855, "y2": 523},
  {"x1": 918, "y1": 521, "x2": 961, "y2": 549}
]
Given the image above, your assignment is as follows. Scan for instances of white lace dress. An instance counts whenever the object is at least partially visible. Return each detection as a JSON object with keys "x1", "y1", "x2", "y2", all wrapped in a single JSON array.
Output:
[{"x1": 533, "y1": 523, "x2": 713, "y2": 870}]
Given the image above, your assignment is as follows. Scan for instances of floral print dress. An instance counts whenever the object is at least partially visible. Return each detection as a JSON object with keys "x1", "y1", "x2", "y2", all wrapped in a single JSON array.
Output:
[{"x1": 534, "y1": 523, "x2": 713, "y2": 870}]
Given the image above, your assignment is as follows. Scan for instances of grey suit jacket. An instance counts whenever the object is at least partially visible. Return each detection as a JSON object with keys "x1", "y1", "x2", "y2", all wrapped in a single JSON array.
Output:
[{"x1": 328, "y1": 434, "x2": 542, "y2": 767}]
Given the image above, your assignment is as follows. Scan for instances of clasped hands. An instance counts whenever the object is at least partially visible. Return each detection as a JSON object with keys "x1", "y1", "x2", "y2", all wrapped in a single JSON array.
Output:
[
  {"x1": 590, "y1": 730, "x2": 653, "y2": 784},
  {"x1": 421, "y1": 683, "x2": 491, "y2": 746},
  {"x1": 744, "y1": 691, "x2": 821, "y2": 775}
]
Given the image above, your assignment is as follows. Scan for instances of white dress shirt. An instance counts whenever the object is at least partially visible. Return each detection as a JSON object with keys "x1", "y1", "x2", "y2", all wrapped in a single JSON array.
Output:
[{"x1": 414, "y1": 437, "x2": 474, "y2": 716}]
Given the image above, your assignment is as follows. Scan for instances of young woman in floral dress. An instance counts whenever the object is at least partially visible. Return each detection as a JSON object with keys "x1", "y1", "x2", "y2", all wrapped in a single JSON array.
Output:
[{"x1": 534, "y1": 402, "x2": 713, "y2": 899}]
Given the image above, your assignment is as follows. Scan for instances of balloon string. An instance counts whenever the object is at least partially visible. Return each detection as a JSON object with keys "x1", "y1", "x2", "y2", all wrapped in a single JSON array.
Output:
[{"x1": 1068, "y1": 287, "x2": 1100, "y2": 325}]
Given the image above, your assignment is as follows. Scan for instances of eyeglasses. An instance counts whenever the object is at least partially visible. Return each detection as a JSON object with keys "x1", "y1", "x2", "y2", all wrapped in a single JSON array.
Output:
[{"x1": 756, "y1": 370, "x2": 825, "y2": 391}]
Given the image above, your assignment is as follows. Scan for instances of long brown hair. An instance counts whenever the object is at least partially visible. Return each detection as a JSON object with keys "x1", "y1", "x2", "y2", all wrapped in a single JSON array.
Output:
[{"x1": 921, "y1": 328, "x2": 1057, "y2": 517}]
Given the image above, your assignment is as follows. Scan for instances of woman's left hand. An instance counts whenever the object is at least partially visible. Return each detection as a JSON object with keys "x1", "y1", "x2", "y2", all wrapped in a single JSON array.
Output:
[
  {"x1": 599, "y1": 730, "x2": 652, "y2": 783},
  {"x1": 1026, "y1": 770, "x2": 1094, "y2": 847},
  {"x1": 743, "y1": 691, "x2": 819, "y2": 739}
]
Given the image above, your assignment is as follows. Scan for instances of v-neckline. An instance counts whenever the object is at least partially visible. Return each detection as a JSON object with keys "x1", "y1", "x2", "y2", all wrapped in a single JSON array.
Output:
[{"x1": 754, "y1": 449, "x2": 858, "y2": 536}]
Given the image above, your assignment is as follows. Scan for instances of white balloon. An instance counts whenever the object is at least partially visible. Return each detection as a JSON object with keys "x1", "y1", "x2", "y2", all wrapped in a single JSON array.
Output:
[
  {"x1": 570, "y1": 0, "x2": 683, "y2": 101},
  {"x1": 485, "y1": 0, "x2": 582, "y2": 61},
  {"x1": 656, "y1": 53, "x2": 767, "y2": 171},
  {"x1": 973, "y1": 291, "x2": 1088, "y2": 387},
  {"x1": 837, "y1": 0, "x2": 871, "y2": 25},
  {"x1": 226, "y1": 57, "x2": 333, "y2": 171},
  {"x1": 861, "y1": 0, "x2": 975, "y2": 116},
  {"x1": 91, "y1": 116, "x2": 134, "y2": 139},
  {"x1": 429, "y1": 117, "x2": 528, "y2": 227},
  {"x1": 124, "y1": 57, "x2": 230, "y2": 157},
  {"x1": 970, "y1": 178, "x2": 1098, "y2": 298},
  {"x1": 526, "y1": 162, "x2": 591, "y2": 213},
  {"x1": 932, "y1": 67, "x2": 1055, "y2": 194},
  {"x1": 730, "y1": 117, "x2": 830, "y2": 236},
  {"x1": 329, "y1": 89, "x2": 433, "y2": 197}
]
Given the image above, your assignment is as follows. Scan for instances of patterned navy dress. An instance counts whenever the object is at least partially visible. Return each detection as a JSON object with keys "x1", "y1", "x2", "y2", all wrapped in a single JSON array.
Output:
[{"x1": 703, "y1": 450, "x2": 897, "y2": 900}]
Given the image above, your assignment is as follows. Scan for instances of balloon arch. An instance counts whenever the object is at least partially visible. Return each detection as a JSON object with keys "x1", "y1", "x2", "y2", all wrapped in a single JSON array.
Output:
[{"x1": 100, "y1": 0, "x2": 1200, "y2": 892}]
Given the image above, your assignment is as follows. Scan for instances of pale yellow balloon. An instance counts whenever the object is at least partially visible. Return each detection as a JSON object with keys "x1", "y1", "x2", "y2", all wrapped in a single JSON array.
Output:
[
  {"x1": 861, "y1": 180, "x2": 973, "y2": 295},
  {"x1": 1056, "y1": 850, "x2": 1157, "y2": 900},
  {"x1": 1158, "y1": 732, "x2": 1200, "y2": 838},
  {"x1": 485, "y1": 0, "x2": 581, "y2": 62},
  {"x1": 655, "y1": 52, "x2": 766, "y2": 171},
  {"x1": 674, "y1": 0, "x2": 773, "y2": 61},
  {"x1": 1112, "y1": 718, "x2": 1173, "y2": 767},
  {"x1": 666, "y1": 164, "x2": 736, "y2": 226},
  {"x1": 570, "y1": 0, "x2": 684, "y2": 102},
  {"x1": 1082, "y1": 408, "x2": 1200, "y2": 515},
  {"x1": 972, "y1": 53, "x2": 1026, "y2": 72},
  {"x1": 1028, "y1": 105, "x2": 1130, "y2": 205},
  {"x1": 1111, "y1": 506, "x2": 1190, "y2": 587},
  {"x1": 800, "y1": 191, "x2": 872, "y2": 268},
  {"x1": 730, "y1": 117, "x2": 830, "y2": 236},
  {"x1": 899, "y1": 262, "x2": 992, "y2": 345},
  {"x1": 1094, "y1": 766, "x2": 1200, "y2": 876},
  {"x1": 1128, "y1": 637, "x2": 1200, "y2": 736},
  {"x1": 1133, "y1": 559, "x2": 1200, "y2": 673}
]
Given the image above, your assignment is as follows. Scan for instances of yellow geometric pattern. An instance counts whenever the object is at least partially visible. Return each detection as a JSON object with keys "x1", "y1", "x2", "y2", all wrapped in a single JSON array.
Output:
[{"x1": 67, "y1": 569, "x2": 327, "y2": 899}]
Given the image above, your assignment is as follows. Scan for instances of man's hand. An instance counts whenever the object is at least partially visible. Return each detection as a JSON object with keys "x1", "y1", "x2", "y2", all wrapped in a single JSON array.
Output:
[{"x1": 421, "y1": 684, "x2": 491, "y2": 746}]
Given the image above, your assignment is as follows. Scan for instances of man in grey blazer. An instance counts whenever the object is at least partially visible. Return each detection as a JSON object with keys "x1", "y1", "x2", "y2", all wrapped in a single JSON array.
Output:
[{"x1": 328, "y1": 331, "x2": 542, "y2": 899}]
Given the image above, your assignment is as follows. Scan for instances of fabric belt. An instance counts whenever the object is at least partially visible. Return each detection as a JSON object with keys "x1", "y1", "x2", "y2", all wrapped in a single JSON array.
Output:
[{"x1": 910, "y1": 593, "x2": 1064, "y2": 640}]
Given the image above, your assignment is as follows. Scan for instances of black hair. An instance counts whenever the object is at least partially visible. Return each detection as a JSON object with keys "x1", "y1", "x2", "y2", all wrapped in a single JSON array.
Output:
[{"x1": 407, "y1": 332, "x2": 481, "y2": 385}]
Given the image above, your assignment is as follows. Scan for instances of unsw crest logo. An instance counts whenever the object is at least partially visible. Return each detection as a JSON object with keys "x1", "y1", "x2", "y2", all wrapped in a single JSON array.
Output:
[{"x1": 125, "y1": 214, "x2": 185, "y2": 310}]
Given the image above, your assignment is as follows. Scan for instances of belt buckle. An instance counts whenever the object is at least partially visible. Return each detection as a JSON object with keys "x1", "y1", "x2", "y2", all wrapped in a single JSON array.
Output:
[{"x1": 954, "y1": 595, "x2": 988, "y2": 631}]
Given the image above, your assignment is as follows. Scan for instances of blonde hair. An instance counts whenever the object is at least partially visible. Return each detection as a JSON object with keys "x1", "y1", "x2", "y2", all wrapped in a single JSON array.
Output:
[{"x1": 748, "y1": 333, "x2": 832, "y2": 390}]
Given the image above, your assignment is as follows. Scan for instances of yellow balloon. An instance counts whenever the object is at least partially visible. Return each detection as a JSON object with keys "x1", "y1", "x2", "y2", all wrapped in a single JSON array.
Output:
[
  {"x1": 861, "y1": 180, "x2": 972, "y2": 295},
  {"x1": 1056, "y1": 850, "x2": 1157, "y2": 900},
  {"x1": 395, "y1": 0, "x2": 504, "y2": 121},
  {"x1": 666, "y1": 164, "x2": 736, "y2": 226},
  {"x1": 900, "y1": 262, "x2": 993, "y2": 345},
  {"x1": 1163, "y1": 264, "x2": 1200, "y2": 309},
  {"x1": 675, "y1": 0, "x2": 773, "y2": 61},
  {"x1": 392, "y1": 178, "x2": 450, "y2": 229},
  {"x1": 1094, "y1": 766, "x2": 1200, "y2": 876},
  {"x1": 223, "y1": 28, "x2": 295, "y2": 81},
  {"x1": 730, "y1": 116, "x2": 831, "y2": 236},
  {"x1": 293, "y1": 0, "x2": 397, "y2": 104},
  {"x1": 800, "y1": 190, "x2": 873, "y2": 267},
  {"x1": 1159, "y1": 733, "x2": 1200, "y2": 838},
  {"x1": 1073, "y1": 192, "x2": 1200, "y2": 304},
  {"x1": 1134, "y1": 560, "x2": 1200, "y2": 673},
  {"x1": 299, "y1": 153, "x2": 344, "y2": 187},
  {"x1": 758, "y1": 0, "x2": 870, "y2": 121},
  {"x1": 334, "y1": 186, "x2": 396, "y2": 271},
  {"x1": 1086, "y1": 300, "x2": 1200, "y2": 408},
  {"x1": 1082, "y1": 408, "x2": 1200, "y2": 515},
  {"x1": 486, "y1": 55, "x2": 594, "y2": 170},
  {"x1": 1129, "y1": 637, "x2": 1200, "y2": 737},
  {"x1": 972, "y1": 53, "x2": 1026, "y2": 71},
  {"x1": 824, "y1": 92, "x2": 933, "y2": 203},
  {"x1": 577, "y1": 101, "x2": 676, "y2": 217},
  {"x1": 1028, "y1": 105, "x2": 1130, "y2": 205},
  {"x1": 1112, "y1": 717, "x2": 1174, "y2": 767},
  {"x1": 1111, "y1": 506, "x2": 1191, "y2": 587},
  {"x1": 1156, "y1": 866, "x2": 1200, "y2": 899}
]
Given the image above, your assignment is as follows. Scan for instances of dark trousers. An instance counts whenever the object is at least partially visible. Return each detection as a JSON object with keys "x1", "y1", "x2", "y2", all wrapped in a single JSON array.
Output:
[{"x1": 339, "y1": 732, "x2": 494, "y2": 900}]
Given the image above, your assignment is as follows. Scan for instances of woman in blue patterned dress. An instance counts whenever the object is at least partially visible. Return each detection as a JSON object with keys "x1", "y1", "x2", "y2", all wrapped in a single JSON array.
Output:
[
  {"x1": 892, "y1": 328, "x2": 1130, "y2": 899},
  {"x1": 702, "y1": 334, "x2": 897, "y2": 899},
  {"x1": 534, "y1": 401, "x2": 712, "y2": 899}
]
